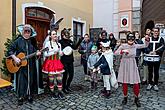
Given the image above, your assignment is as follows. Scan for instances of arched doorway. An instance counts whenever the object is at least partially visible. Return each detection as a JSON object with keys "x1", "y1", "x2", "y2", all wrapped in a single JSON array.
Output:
[
  {"x1": 25, "y1": 7, "x2": 55, "y2": 48},
  {"x1": 141, "y1": 0, "x2": 165, "y2": 35}
]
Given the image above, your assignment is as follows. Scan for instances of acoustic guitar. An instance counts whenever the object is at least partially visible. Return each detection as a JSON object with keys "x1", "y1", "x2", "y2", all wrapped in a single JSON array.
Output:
[{"x1": 6, "y1": 47, "x2": 48, "y2": 73}]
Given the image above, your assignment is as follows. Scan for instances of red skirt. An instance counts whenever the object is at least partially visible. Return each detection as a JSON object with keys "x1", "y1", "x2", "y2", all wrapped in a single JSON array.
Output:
[{"x1": 42, "y1": 56, "x2": 64, "y2": 74}]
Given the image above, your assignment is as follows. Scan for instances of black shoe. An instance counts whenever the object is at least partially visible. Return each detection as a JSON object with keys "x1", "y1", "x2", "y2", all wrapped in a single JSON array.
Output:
[
  {"x1": 104, "y1": 90, "x2": 110, "y2": 98},
  {"x1": 141, "y1": 80, "x2": 147, "y2": 85},
  {"x1": 52, "y1": 93, "x2": 58, "y2": 100},
  {"x1": 58, "y1": 92, "x2": 65, "y2": 100},
  {"x1": 94, "y1": 82, "x2": 97, "y2": 90},
  {"x1": 91, "y1": 81, "x2": 94, "y2": 88},
  {"x1": 122, "y1": 97, "x2": 127, "y2": 105},
  {"x1": 18, "y1": 97, "x2": 23, "y2": 105},
  {"x1": 28, "y1": 96, "x2": 33, "y2": 104},
  {"x1": 101, "y1": 87, "x2": 106, "y2": 94},
  {"x1": 62, "y1": 89, "x2": 69, "y2": 94},
  {"x1": 135, "y1": 97, "x2": 141, "y2": 107}
]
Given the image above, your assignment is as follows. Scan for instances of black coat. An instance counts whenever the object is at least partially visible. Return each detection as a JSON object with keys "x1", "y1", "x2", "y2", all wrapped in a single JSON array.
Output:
[
  {"x1": 7, "y1": 36, "x2": 38, "y2": 97},
  {"x1": 59, "y1": 38, "x2": 82, "y2": 63},
  {"x1": 146, "y1": 36, "x2": 165, "y2": 57}
]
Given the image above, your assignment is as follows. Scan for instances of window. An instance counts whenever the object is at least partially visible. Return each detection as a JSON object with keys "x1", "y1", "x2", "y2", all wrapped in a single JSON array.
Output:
[
  {"x1": 26, "y1": 7, "x2": 52, "y2": 20},
  {"x1": 73, "y1": 21, "x2": 83, "y2": 39}
]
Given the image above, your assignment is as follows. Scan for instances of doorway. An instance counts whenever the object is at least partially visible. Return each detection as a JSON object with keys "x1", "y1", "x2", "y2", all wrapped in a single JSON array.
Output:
[{"x1": 25, "y1": 7, "x2": 55, "y2": 49}]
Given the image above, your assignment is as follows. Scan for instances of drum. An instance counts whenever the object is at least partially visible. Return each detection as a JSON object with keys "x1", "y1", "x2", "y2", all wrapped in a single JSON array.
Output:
[
  {"x1": 144, "y1": 54, "x2": 160, "y2": 62},
  {"x1": 63, "y1": 46, "x2": 73, "y2": 55}
]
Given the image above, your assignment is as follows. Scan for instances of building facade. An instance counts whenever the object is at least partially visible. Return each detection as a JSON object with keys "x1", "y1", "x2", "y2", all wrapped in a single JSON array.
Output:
[{"x1": 0, "y1": 0, "x2": 93, "y2": 78}]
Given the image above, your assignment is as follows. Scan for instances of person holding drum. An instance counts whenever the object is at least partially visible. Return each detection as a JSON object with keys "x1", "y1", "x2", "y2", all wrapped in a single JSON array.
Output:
[
  {"x1": 114, "y1": 32, "x2": 150, "y2": 107},
  {"x1": 42, "y1": 30, "x2": 65, "y2": 100},
  {"x1": 59, "y1": 28, "x2": 83, "y2": 94},
  {"x1": 78, "y1": 34, "x2": 93, "y2": 81},
  {"x1": 146, "y1": 27, "x2": 165, "y2": 91}
]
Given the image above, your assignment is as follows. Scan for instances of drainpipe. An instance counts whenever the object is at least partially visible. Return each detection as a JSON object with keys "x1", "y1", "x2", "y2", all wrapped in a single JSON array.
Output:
[{"x1": 12, "y1": 0, "x2": 16, "y2": 35}]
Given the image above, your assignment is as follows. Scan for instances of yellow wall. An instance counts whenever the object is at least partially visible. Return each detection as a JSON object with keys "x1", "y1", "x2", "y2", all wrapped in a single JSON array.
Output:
[
  {"x1": 0, "y1": 0, "x2": 93, "y2": 78},
  {"x1": 0, "y1": 0, "x2": 12, "y2": 78}
]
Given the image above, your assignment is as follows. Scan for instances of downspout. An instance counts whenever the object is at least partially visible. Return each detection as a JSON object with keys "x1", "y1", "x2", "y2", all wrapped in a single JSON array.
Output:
[{"x1": 12, "y1": 0, "x2": 16, "y2": 35}]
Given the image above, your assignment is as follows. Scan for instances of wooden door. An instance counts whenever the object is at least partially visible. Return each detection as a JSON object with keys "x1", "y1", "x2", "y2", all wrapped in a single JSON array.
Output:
[{"x1": 27, "y1": 19, "x2": 50, "y2": 49}]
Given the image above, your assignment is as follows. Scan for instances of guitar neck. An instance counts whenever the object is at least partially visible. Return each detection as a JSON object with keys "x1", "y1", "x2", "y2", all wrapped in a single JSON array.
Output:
[
  {"x1": 20, "y1": 47, "x2": 48, "y2": 61},
  {"x1": 21, "y1": 52, "x2": 36, "y2": 61}
]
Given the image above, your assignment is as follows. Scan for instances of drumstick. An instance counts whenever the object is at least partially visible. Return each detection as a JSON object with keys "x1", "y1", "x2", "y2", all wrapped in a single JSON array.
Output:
[{"x1": 154, "y1": 45, "x2": 164, "y2": 52}]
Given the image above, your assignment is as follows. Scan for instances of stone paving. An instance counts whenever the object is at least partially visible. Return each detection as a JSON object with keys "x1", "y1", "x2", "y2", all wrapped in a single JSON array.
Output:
[{"x1": 0, "y1": 65, "x2": 165, "y2": 110}]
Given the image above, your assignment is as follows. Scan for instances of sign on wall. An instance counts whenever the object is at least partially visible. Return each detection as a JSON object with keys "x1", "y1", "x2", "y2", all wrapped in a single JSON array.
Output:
[{"x1": 120, "y1": 15, "x2": 129, "y2": 28}]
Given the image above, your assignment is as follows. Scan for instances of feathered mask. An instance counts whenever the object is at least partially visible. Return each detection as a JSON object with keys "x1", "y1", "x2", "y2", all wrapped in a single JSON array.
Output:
[{"x1": 50, "y1": 17, "x2": 64, "y2": 31}]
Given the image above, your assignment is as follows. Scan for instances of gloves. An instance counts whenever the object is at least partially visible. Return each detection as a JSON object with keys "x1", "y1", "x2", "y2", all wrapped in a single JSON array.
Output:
[
  {"x1": 120, "y1": 49, "x2": 129, "y2": 55},
  {"x1": 13, "y1": 57, "x2": 21, "y2": 64}
]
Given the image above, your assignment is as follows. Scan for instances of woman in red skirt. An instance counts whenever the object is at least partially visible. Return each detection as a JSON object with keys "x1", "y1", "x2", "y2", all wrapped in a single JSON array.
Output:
[{"x1": 42, "y1": 30, "x2": 65, "y2": 99}]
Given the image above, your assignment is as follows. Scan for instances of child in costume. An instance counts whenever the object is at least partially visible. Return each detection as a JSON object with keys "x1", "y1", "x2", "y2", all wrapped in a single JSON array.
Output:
[
  {"x1": 87, "y1": 45, "x2": 100, "y2": 90},
  {"x1": 114, "y1": 33, "x2": 149, "y2": 107},
  {"x1": 93, "y1": 41, "x2": 117, "y2": 98},
  {"x1": 42, "y1": 30, "x2": 65, "y2": 99}
]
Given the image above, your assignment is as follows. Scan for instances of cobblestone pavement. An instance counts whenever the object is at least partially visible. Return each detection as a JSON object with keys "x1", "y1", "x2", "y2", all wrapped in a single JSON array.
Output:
[{"x1": 0, "y1": 65, "x2": 165, "y2": 110}]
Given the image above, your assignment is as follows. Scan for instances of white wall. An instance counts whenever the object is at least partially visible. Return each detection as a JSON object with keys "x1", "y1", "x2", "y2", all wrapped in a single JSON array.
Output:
[{"x1": 93, "y1": 0, "x2": 114, "y2": 33}]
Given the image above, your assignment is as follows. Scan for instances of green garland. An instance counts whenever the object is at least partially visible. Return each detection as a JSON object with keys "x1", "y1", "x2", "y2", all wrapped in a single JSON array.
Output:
[{"x1": 0, "y1": 34, "x2": 18, "y2": 76}]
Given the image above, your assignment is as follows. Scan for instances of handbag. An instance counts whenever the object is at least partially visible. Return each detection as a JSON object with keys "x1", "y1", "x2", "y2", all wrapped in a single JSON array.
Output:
[{"x1": 110, "y1": 68, "x2": 118, "y2": 89}]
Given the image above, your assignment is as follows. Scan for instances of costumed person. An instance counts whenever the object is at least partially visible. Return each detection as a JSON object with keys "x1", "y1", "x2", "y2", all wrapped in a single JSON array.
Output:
[
  {"x1": 78, "y1": 34, "x2": 93, "y2": 81},
  {"x1": 42, "y1": 30, "x2": 65, "y2": 99},
  {"x1": 87, "y1": 45, "x2": 100, "y2": 90},
  {"x1": 96, "y1": 30, "x2": 109, "y2": 55},
  {"x1": 141, "y1": 28, "x2": 152, "y2": 85},
  {"x1": 59, "y1": 28, "x2": 83, "y2": 94},
  {"x1": 146, "y1": 27, "x2": 165, "y2": 91},
  {"x1": 114, "y1": 33, "x2": 150, "y2": 107},
  {"x1": 134, "y1": 31, "x2": 143, "y2": 67},
  {"x1": 108, "y1": 33, "x2": 117, "y2": 51},
  {"x1": 43, "y1": 17, "x2": 64, "y2": 47},
  {"x1": 7, "y1": 24, "x2": 41, "y2": 105},
  {"x1": 93, "y1": 41, "x2": 117, "y2": 98}
]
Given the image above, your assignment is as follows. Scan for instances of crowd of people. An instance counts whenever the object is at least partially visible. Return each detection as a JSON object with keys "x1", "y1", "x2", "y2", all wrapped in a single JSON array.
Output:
[{"x1": 7, "y1": 24, "x2": 165, "y2": 107}]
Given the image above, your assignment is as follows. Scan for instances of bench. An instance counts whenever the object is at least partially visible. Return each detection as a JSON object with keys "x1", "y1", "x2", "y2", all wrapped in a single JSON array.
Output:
[{"x1": 0, "y1": 78, "x2": 12, "y2": 88}]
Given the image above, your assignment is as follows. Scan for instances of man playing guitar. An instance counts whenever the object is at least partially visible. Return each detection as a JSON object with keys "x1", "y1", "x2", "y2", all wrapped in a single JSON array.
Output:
[{"x1": 7, "y1": 24, "x2": 41, "y2": 105}]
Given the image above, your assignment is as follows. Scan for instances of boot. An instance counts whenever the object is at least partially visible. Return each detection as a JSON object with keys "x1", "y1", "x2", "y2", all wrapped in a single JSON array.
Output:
[
  {"x1": 135, "y1": 97, "x2": 141, "y2": 107},
  {"x1": 105, "y1": 90, "x2": 110, "y2": 98},
  {"x1": 122, "y1": 97, "x2": 127, "y2": 105},
  {"x1": 58, "y1": 91, "x2": 65, "y2": 100},
  {"x1": 91, "y1": 81, "x2": 94, "y2": 89},
  {"x1": 94, "y1": 82, "x2": 97, "y2": 90},
  {"x1": 101, "y1": 87, "x2": 106, "y2": 94},
  {"x1": 51, "y1": 92, "x2": 58, "y2": 99},
  {"x1": 28, "y1": 96, "x2": 33, "y2": 104},
  {"x1": 18, "y1": 97, "x2": 23, "y2": 105}
]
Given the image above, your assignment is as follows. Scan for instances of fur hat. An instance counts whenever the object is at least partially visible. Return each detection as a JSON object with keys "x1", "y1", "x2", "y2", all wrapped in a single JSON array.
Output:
[{"x1": 100, "y1": 41, "x2": 110, "y2": 48}]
